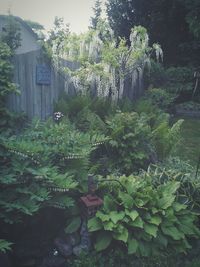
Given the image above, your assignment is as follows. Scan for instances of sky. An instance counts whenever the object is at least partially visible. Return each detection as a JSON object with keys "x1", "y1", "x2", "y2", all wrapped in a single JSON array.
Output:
[{"x1": 0, "y1": 0, "x2": 106, "y2": 33}]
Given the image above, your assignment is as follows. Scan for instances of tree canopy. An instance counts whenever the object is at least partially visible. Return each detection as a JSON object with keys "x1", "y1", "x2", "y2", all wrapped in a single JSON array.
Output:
[{"x1": 106, "y1": 0, "x2": 200, "y2": 66}]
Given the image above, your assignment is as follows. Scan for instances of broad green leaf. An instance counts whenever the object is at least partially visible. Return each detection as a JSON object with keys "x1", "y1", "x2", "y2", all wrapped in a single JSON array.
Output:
[
  {"x1": 148, "y1": 215, "x2": 162, "y2": 226},
  {"x1": 134, "y1": 198, "x2": 147, "y2": 207},
  {"x1": 144, "y1": 223, "x2": 158, "y2": 238},
  {"x1": 118, "y1": 191, "x2": 133, "y2": 209},
  {"x1": 88, "y1": 217, "x2": 102, "y2": 232},
  {"x1": 182, "y1": 239, "x2": 192, "y2": 249},
  {"x1": 125, "y1": 209, "x2": 139, "y2": 221},
  {"x1": 95, "y1": 231, "x2": 112, "y2": 251},
  {"x1": 178, "y1": 223, "x2": 195, "y2": 235},
  {"x1": 110, "y1": 211, "x2": 125, "y2": 224},
  {"x1": 138, "y1": 241, "x2": 151, "y2": 257},
  {"x1": 130, "y1": 216, "x2": 143, "y2": 228},
  {"x1": 113, "y1": 226, "x2": 128, "y2": 243},
  {"x1": 103, "y1": 195, "x2": 117, "y2": 212},
  {"x1": 156, "y1": 232, "x2": 168, "y2": 247},
  {"x1": 96, "y1": 211, "x2": 110, "y2": 222},
  {"x1": 128, "y1": 237, "x2": 138, "y2": 254},
  {"x1": 162, "y1": 182, "x2": 180, "y2": 196},
  {"x1": 161, "y1": 225, "x2": 184, "y2": 240},
  {"x1": 173, "y1": 202, "x2": 187, "y2": 212},
  {"x1": 159, "y1": 195, "x2": 175, "y2": 210},
  {"x1": 152, "y1": 207, "x2": 158, "y2": 214},
  {"x1": 104, "y1": 221, "x2": 115, "y2": 231},
  {"x1": 65, "y1": 217, "x2": 81, "y2": 234}
]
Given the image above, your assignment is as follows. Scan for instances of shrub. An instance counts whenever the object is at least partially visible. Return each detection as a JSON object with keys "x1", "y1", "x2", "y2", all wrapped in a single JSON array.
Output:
[
  {"x1": 105, "y1": 111, "x2": 154, "y2": 174},
  {"x1": 148, "y1": 158, "x2": 200, "y2": 212},
  {"x1": 165, "y1": 67, "x2": 194, "y2": 102},
  {"x1": 0, "y1": 119, "x2": 105, "y2": 249},
  {"x1": 144, "y1": 60, "x2": 167, "y2": 88},
  {"x1": 0, "y1": 42, "x2": 22, "y2": 132},
  {"x1": 152, "y1": 119, "x2": 184, "y2": 160},
  {"x1": 145, "y1": 88, "x2": 176, "y2": 111},
  {"x1": 88, "y1": 173, "x2": 200, "y2": 256},
  {"x1": 55, "y1": 94, "x2": 118, "y2": 121}
]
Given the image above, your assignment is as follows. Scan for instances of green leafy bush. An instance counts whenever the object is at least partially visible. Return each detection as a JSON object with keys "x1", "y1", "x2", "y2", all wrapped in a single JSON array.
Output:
[
  {"x1": 152, "y1": 119, "x2": 184, "y2": 160},
  {"x1": 55, "y1": 94, "x2": 117, "y2": 123},
  {"x1": 147, "y1": 158, "x2": 200, "y2": 212},
  {"x1": 0, "y1": 119, "x2": 105, "y2": 246},
  {"x1": 165, "y1": 67, "x2": 194, "y2": 95},
  {"x1": 0, "y1": 42, "x2": 22, "y2": 131},
  {"x1": 67, "y1": 249, "x2": 182, "y2": 267},
  {"x1": 88, "y1": 173, "x2": 200, "y2": 256},
  {"x1": 145, "y1": 88, "x2": 176, "y2": 111},
  {"x1": 105, "y1": 111, "x2": 153, "y2": 174},
  {"x1": 145, "y1": 60, "x2": 167, "y2": 88}
]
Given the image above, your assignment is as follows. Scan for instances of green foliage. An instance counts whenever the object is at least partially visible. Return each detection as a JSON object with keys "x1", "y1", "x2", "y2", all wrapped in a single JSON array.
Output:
[
  {"x1": 47, "y1": 16, "x2": 69, "y2": 54},
  {"x1": 88, "y1": 173, "x2": 200, "y2": 256},
  {"x1": 0, "y1": 15, "x2": 21, "y2": 51},
  {"x1": 55, "y1": 94, "x2": 117, "y2": 123},
  {"x1": 105, "y1": 111, "x2": 153, "y2": 174},
  {"x1": 182, "y1": 0, "x2": 200, "y2": 39},
  {"x1": 0, "y1": 119, "x2": 105, "y2": 230},
  {"x1": 0, "y1": 42, "x2": 20, "y2": 130},
  {"x1": 145, "y1": 88, "x2": 176, "y2": 111},
  {"x1": 65, "y1": 216, "x2": 81, "y2": 234},
  {"x1": 52, "y1": 22, "x2": 162, "y2": 101},
  {"x1": 175, "y1": 118, "x2": 200, "y2": 166},
  {"x1": 149, "y1": 158, "x2": 200, "y2": 211},
  {"x1": 165, "y1": 67, "x2": 194, "y2": 94},
  {"x1": 152, "y1": 119, "x2": 183, "y2": 160},
  {"x1": 106, "y1": 0, "x2": 200, "y2": 66},
  {"x1": 145, "y1": 60, "x2": 167, "y2": 88},
  {"x1": 0, "y1": 16, "x2": 23, "y2": 132},
  {"x1": 90, "y1": 0, "x2": 102, "y2": 30},
  {"x1": 67, "y1": 249, "x2": 200, "y2": 267},
  {"x1": 0, "y1": 239, "x2": 13, "y2": 253}
]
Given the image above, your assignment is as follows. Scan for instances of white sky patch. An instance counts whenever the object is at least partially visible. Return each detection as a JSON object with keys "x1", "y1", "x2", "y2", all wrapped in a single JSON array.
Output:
[{"x1": 0, "y1": 0, "x2": 107, "y2": 33}]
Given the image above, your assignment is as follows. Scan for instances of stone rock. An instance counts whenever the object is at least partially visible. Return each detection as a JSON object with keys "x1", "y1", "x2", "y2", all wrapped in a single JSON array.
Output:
[
  {"x1": 54, "y1": 238, "x2": 73, "y2": 258},
  {"x1": 65, "y1": 232, "x2": 80, "y2": 247},
  {"x1": 73, "y1": 220, "x2": 91, "y2": 256}
]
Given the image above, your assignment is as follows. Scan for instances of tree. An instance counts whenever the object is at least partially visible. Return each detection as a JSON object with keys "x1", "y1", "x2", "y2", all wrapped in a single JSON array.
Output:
[
  {"x1": 47, "y1": 17, "x2": 70, "y2": 54},
  {"x1": 55, "y1": 21, "x2": 162, "y2": 101},
  {"x1": 0, "y1": 15, "x2": 21, "y2": 131},
  {"x1": 90, "y1": 0, "x2": 102, "y2": 30},
  {"x1": 182, "y1": 0, "x2": 200, "y2": 39},
  {"x1": 0, "y1": 15, "x2": 21, "y2": 51},
  {"x1": 106, "y1": 0, "x2": 199, "y2": 66}
]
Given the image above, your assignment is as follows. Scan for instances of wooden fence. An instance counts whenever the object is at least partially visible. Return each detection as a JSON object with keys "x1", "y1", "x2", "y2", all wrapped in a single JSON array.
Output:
[
  {"x1": 7, "y1": 50, "x2": 77, "y2": 120},
  {"x1": 7, "y1": 49, "x2": 144, "y2": 120}
]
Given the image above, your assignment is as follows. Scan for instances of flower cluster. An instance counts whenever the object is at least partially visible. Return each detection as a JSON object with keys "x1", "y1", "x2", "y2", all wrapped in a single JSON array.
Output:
[{"x1": 53, "y1": 112, "x2": 64, "y2": 121}]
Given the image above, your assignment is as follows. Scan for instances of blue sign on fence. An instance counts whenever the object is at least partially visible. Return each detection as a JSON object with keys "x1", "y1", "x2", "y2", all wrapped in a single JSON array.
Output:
[{"x1": 36, "y1": 65, "x2": 51, "y2": 85}]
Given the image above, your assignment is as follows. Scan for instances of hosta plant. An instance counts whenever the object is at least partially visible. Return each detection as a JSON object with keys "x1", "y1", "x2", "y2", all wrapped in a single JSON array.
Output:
[{"x1": 88, "y1": 173, "x2": 200, "y2": 256}]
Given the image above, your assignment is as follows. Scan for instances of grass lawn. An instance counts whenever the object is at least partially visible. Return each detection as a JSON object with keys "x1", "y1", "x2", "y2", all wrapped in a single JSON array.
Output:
[{"x1": 175, "y1": 117, "x2": 200, "y2": 166}]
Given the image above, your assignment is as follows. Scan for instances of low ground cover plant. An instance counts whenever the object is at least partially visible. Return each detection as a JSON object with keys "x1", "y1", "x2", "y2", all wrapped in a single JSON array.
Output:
[{"x1": 88, "y1": 172, "x2": 200, "y2": 256}]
